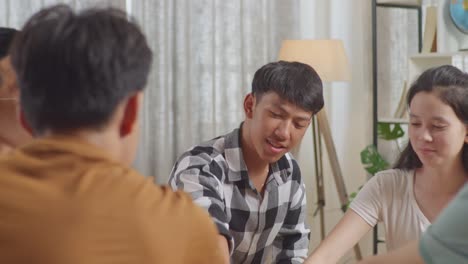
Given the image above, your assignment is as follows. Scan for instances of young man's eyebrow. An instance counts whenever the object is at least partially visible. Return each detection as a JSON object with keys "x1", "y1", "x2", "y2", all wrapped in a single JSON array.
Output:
[
  {"x1": 272, "y1": 103, "x2": 311, "y2": 121},
  {"x1": 271, "y1": 102, "x2": 285, "y2": 110},
  {"x1": 294, "y1": 116, "x2": 312, "y2": 122}
]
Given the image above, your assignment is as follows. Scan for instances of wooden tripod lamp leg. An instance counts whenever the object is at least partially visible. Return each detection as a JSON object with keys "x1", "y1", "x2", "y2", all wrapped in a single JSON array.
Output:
[
  {"x1": 312, "y1": 116, "x2": 326, "y2": 240},
  {"x1": 316, "y1": 110, "x2": 363, "y2": 260}
]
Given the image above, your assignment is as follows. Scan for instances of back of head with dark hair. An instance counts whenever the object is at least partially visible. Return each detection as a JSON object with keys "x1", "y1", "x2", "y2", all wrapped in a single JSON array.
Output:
[
  {"x1": 394, "y1": 65, "x2": 468, "y2": 171},
  {"x1": 251, "y1": 61, "x2": 324, "y2": 114},
  {"x1": 0, "y1": 27, "x2": 18, "y2": 59},
  {"x1": 10, "y1": 4, "x2": 152, "y2": 134}
]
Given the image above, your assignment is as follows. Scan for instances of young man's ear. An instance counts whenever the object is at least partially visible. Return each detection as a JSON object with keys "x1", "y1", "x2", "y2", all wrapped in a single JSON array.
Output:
[
  {"x1": 120, "y1": 92, "x2": 141, "y2": 137},
  {"x1": 0, "y1": 57, "x2": 19, "y2": 98},
  {"x1": 243, "y1": 93, "x2": 256, "y2": 119},
  {"x1": 19, "y1": 110, "x2": 33, "y2": 136}
]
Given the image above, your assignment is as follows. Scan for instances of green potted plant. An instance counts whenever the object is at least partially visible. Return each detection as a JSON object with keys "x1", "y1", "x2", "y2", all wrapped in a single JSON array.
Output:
[{"x1": 347, "y1": 122, "x2": 406, "y2": 208}]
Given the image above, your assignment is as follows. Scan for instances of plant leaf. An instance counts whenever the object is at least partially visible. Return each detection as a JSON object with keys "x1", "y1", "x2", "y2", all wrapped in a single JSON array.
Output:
[
  {"x1": 377, "y1": 122, "x2": 405, "y2": 140},
  {"x1": 345, "y1": 187, "x2": 362, "y2": 209},
  {"x1": 360, "y1": 145, "x2": 389, "y2": 175}
]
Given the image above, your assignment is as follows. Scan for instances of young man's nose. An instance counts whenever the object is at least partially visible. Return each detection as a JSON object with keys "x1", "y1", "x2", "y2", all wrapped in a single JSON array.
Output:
[{"x1": 274, "y1": 121, "x2": 291, "y2": 141}]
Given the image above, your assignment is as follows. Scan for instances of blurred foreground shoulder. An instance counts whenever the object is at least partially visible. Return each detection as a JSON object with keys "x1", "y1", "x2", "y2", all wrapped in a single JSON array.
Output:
[{"x1": 135, "y1": 178, "x2": 224, "y2": 263}]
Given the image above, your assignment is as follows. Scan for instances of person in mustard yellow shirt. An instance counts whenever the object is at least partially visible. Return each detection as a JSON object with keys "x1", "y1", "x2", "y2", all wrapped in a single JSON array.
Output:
[
  {"x1": 0, "y1": 4, "x2": 224, "y2": 264},
  {"x1": 0, "y1": 28, "x2": 31, "y2": 155}
]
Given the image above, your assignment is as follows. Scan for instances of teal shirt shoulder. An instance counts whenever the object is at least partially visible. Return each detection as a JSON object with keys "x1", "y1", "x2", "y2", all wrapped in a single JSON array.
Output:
[{"x1": 419, "y1": 183, "x2": 468, "y2": 264}]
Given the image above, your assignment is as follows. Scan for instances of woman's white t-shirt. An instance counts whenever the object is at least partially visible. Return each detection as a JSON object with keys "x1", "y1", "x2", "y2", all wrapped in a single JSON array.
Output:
[{"x1": 349, "y1": 169, "x2": 431, "y2": 251}]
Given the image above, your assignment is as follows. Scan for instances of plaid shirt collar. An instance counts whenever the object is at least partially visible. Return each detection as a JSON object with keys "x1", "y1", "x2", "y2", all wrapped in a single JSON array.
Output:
[{"x1": 223, "y1": 123, "x2": 290, "y2": 185}]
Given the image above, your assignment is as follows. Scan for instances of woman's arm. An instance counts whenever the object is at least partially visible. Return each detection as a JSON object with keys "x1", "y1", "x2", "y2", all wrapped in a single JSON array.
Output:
[
  {"x1": 305, "y1": 210, "x2": 372, "y2": 264},
  {"x1": 357, "y1": 241, "x2": 424, "y2": 264}
]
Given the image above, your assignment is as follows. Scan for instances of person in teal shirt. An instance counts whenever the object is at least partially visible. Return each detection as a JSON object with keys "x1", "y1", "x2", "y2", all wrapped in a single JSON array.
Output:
[
  {"x1": 359, "y1": 182, "x2": 468, "y2": 264},
  {"x1": 419, "y1": 182, "x2": 468, "y2": 263}
]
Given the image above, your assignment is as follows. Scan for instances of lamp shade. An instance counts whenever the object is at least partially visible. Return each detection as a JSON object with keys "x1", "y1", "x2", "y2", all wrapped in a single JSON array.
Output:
[{"x1": 278, "y1": 39, "x2": 351, "y2": 82}]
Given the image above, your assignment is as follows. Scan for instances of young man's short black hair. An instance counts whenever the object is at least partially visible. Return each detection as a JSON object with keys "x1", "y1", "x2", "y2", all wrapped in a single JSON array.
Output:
[
  {"x1": 251, "y1": 61, "x2": 324, "y2": 114},
  {"x1": 10, "y1": 4, "x2": 152, "y2": 134}
]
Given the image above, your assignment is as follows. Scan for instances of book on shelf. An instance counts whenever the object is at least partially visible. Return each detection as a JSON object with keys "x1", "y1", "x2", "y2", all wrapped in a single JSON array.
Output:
[
  {"x1": 376, "y1": 0, "x2": 422, "y2": 6},
  {"x1": 393, "y1": 80, "x2": 408, "y2": 119},
  {"x1": 421, "y1": 6, "x2": 437, "y2": 53}
]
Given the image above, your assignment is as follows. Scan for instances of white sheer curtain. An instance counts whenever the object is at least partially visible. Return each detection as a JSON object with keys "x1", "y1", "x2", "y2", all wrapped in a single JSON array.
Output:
[
  {"x1": 296, "y1": 0, "x2": 374, "y2": 261},
  {"x1": 375, "y1": 4, "x2": 419, "y2": 164},
  {"x1": 296, "y1": 0, "x2": 419, "y2": 261},
  {"x1": 130, "y1": 0, "x2": 302, "y2": 183},
  {"x1": 0, "y1": 0, "x2": 125, "y2": 27},
  {"x1": 0, "y1": 0, "x2": 301, "y2": 184}
]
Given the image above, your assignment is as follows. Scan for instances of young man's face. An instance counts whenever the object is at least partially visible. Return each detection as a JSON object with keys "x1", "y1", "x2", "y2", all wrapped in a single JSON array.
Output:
[{"x1": 245, "y1": 91, "x2": 313, "y2": 163}]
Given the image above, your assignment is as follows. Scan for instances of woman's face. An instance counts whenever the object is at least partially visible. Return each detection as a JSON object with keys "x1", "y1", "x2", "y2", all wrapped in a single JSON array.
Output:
[{"x1": 409, "y1": 91, "x2": 468, "y2": 168}]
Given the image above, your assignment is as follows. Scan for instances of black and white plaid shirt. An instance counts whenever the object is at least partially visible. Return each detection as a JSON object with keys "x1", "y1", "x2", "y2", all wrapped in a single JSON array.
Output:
[{"x1": 169, "y1": 125, "x2": 310, "y2": 263}]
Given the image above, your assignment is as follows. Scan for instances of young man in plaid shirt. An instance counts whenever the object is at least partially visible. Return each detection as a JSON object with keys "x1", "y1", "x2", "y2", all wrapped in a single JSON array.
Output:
[{"x1": 169, "y1": 61, "x2": 324, "y2": 263}]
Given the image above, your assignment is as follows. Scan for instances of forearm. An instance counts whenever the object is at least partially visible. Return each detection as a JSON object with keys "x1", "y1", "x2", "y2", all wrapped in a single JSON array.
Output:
[
  {"x1": 306, "y1": 243, "x2": 337, "y2": 264},
  {"x1": 358, "y1": 241, "x2": 424, "y2": 264},
  {"x1": 306, "y1": 238, "x2": 346, "y2": 264},
  {"x1": 306, "y1": 210, "x2": 372, "y2": 264}
]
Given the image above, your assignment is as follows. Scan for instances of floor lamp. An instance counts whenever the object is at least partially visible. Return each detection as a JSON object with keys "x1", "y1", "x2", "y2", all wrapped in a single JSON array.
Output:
[{"x1": 278, "y1": 40, "x2": 362, "y2": 260}]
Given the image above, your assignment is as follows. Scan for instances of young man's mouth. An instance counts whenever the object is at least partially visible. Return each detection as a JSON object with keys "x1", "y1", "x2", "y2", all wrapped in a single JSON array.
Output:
[{"x1": 266, "y1": 139, "x2": 287, "y2": 153}]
